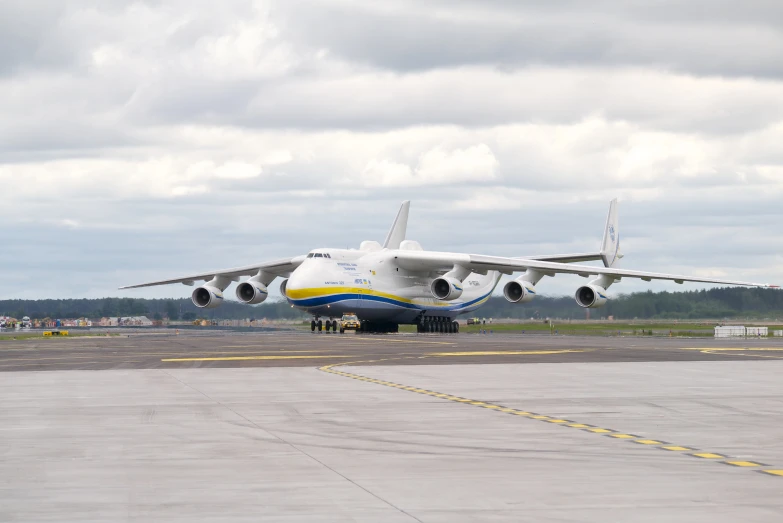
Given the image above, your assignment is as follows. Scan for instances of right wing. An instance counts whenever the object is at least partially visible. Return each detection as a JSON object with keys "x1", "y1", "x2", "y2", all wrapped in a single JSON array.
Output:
[
  {"x1": 527, "y1": 253, "x2": 604, "y2": 263},
  {"x1": 393, "y1": 250, "x2": 775, "y2": 288},
  {"x1": 119, "y1": 256, "x2": 306, "y2": 289}
]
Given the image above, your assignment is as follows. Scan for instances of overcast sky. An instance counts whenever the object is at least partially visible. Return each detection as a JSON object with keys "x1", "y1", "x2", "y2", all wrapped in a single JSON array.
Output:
[{"x1": 2, "y1": 0, "x2": 783, "y2": 301}]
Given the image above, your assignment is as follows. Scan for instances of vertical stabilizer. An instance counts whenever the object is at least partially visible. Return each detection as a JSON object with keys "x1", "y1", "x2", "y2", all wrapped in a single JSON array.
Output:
[
  {"x1": 383, "y1": 201, "x2": 410, "y2": 249},
  {"x1": 600, "y1": 198, "x2": 622, "y2": 267}
]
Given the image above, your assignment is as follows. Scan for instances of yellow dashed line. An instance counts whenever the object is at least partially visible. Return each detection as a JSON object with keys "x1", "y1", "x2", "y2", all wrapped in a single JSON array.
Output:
[
  {"x1": 428, "y1": 350, "x2": 585, "y2": 357},
  {"x1": 318, "y1": 362, "x2": 782, "y2": 478}
]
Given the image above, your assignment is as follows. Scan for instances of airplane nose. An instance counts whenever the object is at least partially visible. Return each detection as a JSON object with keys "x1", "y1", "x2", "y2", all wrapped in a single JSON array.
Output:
[{"x1": 286, "y1": 266, "x2": 309, "y2": 292}]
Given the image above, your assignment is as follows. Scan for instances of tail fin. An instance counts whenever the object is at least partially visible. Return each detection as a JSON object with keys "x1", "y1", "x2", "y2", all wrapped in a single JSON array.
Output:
[
  {"x1": 600, "y1": 198, "x2": 622, "y2": 267},
  {"x1": 383, "y1": 200, "x2": 410, "y2": 249}
]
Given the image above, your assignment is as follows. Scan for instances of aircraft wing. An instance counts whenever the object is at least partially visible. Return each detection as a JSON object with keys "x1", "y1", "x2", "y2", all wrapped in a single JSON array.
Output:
[
  {"x1": 527, "y1": 253, "x2": 604, "y2": 263},
  {"x1": 393, "y1": 251, "x2": 776, "y2": 288},
  {"x1": 119, "y1": 256, "x2": 305, "y2": 289}
]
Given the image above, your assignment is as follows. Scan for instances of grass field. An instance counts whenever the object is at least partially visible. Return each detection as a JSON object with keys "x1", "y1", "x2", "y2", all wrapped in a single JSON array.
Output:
[{"x1": 404, "y1": 321, "x2": 782, "y2": 337}]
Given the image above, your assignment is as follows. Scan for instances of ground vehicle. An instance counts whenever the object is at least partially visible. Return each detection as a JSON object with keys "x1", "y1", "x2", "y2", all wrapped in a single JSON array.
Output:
[
  {"x1": 340, "y1": 313, "x2": 360, "y2": 333},
  {"x1": 466, "y1": 318, "x2": 481, "y2": 325}
]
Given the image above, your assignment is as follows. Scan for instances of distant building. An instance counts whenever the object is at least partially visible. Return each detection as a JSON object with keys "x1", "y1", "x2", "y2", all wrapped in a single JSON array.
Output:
[{"x1": 101, "y1": 316, "x2": 153, "y2": 327}]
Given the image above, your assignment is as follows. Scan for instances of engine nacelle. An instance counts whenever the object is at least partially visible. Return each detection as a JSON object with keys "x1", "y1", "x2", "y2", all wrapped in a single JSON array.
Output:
[
  {"x1": 279, "y1": 279, "x2": 290, "y2": 300},
  {"x1": 575, "y1": 285, "x2": 609, "y2": 308},
  {"x1": 191, "y1": 285, "x2": 224, "y2": 309},
  {"x1": 503, "y1": 280, "x2": 536, "y2": 303},
  {"x1": 236, "y1": 281, "x2": 268, "y2": 305},
  {"x1": 431, "y1": 276, "x2": 464, "y2": 301}
]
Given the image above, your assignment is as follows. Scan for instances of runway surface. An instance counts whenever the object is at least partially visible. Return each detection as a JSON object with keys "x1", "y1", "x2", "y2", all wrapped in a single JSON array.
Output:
[
  {"x1": 1, "y1": 330, "x2": 783, "y2": 372},
  {"x1": 2, "y1": 331, "x2": 782, "y2": 522}
]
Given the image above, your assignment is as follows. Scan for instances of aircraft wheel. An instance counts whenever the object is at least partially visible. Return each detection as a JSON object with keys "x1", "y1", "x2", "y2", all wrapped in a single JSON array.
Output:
[
  {"x1": 317, "y1": 320, "x2": 323, "y2": 332},
  {"x1": 340, "y1": 327, "x2": 344, "y2": 334},
  {"x1": 311, "y1": 320, "x2": 316, "y2": 332},
  {"x1": 453, "y1": 321, "x2": 459, "y2": 333}
]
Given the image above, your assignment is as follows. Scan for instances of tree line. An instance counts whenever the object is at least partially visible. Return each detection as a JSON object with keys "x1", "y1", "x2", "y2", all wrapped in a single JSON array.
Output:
[{"x1": 2, "y1": 287, "x2": 783, "y2": 321}]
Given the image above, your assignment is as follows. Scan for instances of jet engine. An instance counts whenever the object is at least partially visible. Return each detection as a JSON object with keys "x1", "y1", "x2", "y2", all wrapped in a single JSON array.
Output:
[
  {"x1": 236, "y1": 281, "x2": 268, "y2": 305},
  {"x1": 279, "y1": 279, "x2": 289, "y2": 299},
  {"x1": 574, "y1": 285, "x2": 609, "y2": 308},
  {"x1": 503, "y1": 280, "x2": 536, "y2": 303},
  {"x1": 191, "y1": 285, "x2": 224, "y2": 309},
  {"x1": 430, "y1": 276, "x2": 463, "y2": 301}
]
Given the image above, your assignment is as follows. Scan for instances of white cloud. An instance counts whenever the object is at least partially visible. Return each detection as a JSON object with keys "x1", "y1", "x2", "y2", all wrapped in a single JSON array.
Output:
[{"x1": 1, "y1": 0, "x2": 783, "y2": 299}]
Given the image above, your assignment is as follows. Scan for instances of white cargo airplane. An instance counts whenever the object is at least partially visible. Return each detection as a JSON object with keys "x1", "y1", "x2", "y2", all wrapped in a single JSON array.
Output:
[{"x1": 121, "y1": 200, "x2": 776, "y2": 333}]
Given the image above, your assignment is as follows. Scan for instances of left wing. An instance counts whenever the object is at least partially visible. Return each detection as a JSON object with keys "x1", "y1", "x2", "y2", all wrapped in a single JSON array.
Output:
[
  {"x1": 393, "y1": 251, "x2": 776, "y2": 287},
  {"x1": 119, "y1": 256, "x2": 305, "y2": 289}
]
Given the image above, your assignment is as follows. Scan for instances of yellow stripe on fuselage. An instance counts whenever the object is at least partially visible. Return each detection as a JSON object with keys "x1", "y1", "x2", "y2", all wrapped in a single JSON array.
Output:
[{"x1": 286, "y1": 286, "x2": 475, "y2": 308}]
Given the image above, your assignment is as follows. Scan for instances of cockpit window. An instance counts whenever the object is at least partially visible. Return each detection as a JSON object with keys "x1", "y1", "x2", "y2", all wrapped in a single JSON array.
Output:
[
  {"x1": 307, "y1": 253, "x2": 314, "y2": 258},
  {"x1": 315, "y1": 253, "x2": 323, "y2": 258}
]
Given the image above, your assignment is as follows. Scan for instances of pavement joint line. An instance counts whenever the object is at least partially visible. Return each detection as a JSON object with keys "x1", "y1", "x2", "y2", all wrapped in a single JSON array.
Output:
[{"x1": 318, "y1": 362, "x2": 783, "y2": 479}]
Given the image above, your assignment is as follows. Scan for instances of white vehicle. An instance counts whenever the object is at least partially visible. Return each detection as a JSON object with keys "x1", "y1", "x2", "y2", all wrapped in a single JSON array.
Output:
[{"x1": 121, "y1": 200, "x2": 776, "y2": 333}]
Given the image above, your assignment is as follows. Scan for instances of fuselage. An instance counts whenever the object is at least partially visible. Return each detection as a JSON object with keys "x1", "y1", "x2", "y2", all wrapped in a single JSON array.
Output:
[{"x1": 284, "y1": 248, "x2": 500, "y2": 323}]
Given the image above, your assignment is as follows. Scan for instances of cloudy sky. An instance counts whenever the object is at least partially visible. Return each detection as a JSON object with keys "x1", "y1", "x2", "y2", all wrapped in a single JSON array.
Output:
[{"x1": 2, "y1": 0, "x2": 783, "y2": 300}]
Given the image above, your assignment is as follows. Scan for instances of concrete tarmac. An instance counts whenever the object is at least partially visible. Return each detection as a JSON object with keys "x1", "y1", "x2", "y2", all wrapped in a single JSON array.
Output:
[
  {"x1": 1, "y1": 331, "x2": 783, "y2": 371},
  {"x1": 1, "y1": 332, "x2": 783, "y2": 521}
]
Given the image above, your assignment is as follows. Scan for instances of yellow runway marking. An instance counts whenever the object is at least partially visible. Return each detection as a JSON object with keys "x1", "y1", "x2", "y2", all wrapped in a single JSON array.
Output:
[
  {"x1": 682, "y1": 347, "x2": 783, "y2": 360},
  {"x1": 161, "y1": 354, "x2": 355, "y2": 362},
  {"x1": 428, "y1": 350, "x2": 585, "y2": 357},
  {"x1": 318, "y1": 350, "x2": 783, "y2": 479},
  {"x1": 692, "y1": 453, "x2": 725, "y2": 459},
  {"x1": 681, "y1": 347, "x2": 783, "y2": 351}
]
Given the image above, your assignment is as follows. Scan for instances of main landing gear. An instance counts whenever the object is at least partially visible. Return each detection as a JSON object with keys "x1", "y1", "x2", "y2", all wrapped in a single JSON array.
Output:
[
  {"x1": 310, "y1": 318, "x2": 399, "y2": 334},
  {"x1": 417, "y1": 316, "x2": 459, "y2": 334},
  {"x1": 311, "y1": 319, "x2": 339, "y2": 333}
]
